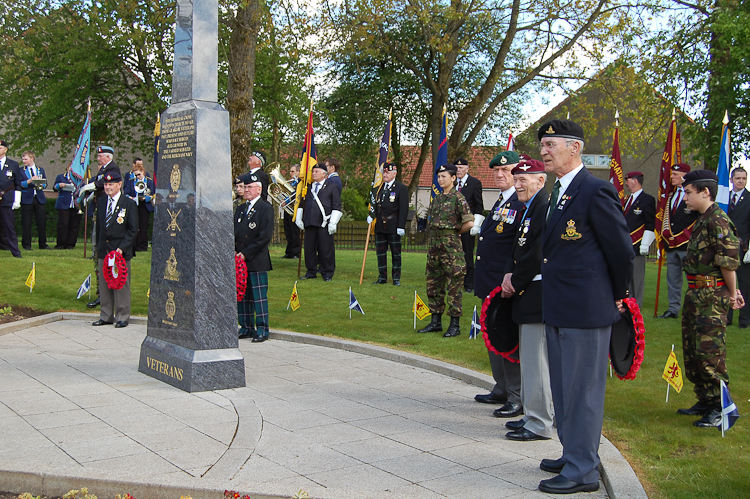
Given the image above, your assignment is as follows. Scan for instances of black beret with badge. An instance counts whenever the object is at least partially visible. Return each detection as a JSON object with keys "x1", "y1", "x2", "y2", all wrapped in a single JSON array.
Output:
[
  {"x1": 251, "y1": 150, "x2": 267, "y2": 168},
  {"x1": 383, "y1": 162, "x2": 397, "y2": 172},
  {"x1": 537, "y1": 119, "x2": 585, "y2": 142},
  {"x1": 0, "y1": 140, "x2": 8, "y2": 148},
  {"x1": 240, "y1": 173, "x2": 260, "y2": 185},
  {"x1": 682, "y1": 169, "x2": 718, "y2": 186},
  {"x1": 312, "y1": 162, "x2": 327, "y2": 171},
  {"x1": 454, "y1": 157, "x2": 468, "y2": 166},
  {"x1": 436, "y1": 163, "x2": 457, "y2": 175},
  {"x1": 489, "y1": 151, "x2": 519, "y2": 168},
  {"x1": 103, "y1": 170, "x2": 123, "y2": 183}
]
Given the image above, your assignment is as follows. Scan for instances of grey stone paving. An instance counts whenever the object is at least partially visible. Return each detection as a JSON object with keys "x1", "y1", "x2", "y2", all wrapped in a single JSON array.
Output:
[{"x1": 0, "y1": 317, "x2": 644, "y2": 499}]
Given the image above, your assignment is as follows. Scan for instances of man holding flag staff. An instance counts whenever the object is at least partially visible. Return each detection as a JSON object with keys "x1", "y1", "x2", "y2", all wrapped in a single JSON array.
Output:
[
  {"x1": 623, "y1": 171, "x2": 656, "y2": 307},
  {"x1": 369, "y1": 162, "x2": 408, "y2": 285},
  {"x1": 678, "y1": 169, "x2": 743, "y2": 427}
]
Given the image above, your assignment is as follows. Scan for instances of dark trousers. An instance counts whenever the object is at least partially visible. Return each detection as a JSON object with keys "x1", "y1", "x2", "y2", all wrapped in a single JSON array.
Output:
[
  {"x1": 21, "y1": 198, "x2": 47, "y2": 248},
  {"x1": 460, "y1": 231, "x2": 476, "y2": 290},
  {"x1": 375, "y1": 232, "x2": 402, "y2": 281},
  {"x1": 728, "y1": 261, "x2": 750, "y2": 326},
  {"x1": 56, "y1": 208, "x2": 82, "y2": 249},
  {"x1": 489, "y1": 350, "x2": 522, "y2": 404},
  {"x1": 304, "y1": 225, "x2": 335, "y2": 279},
  {"x1": 283, "y1": 212, "x2": 300, "y2": 256},
  {"x1": 0, "y1": 206, "x2": 20, "y2": 256},
  {"x1": 135, "y1": 203, "x2": 151, "y2": 251}
]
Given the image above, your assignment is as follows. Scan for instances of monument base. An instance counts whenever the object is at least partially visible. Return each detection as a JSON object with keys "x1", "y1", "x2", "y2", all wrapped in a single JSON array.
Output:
[{"x1": 138, "y1": 336, "x2": 245, "y2": 392}]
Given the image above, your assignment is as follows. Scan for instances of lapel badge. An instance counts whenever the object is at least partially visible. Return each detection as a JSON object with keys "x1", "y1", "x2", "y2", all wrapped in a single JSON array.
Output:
[
  {"x1": 558, "y1": 194, "x2": 571, "y2": 210},
  {"x1": 561, "y1": 219, "x2": 582, "y2": 241},
  {"x1": 518, "y1": 236, "x2": 527, "y2": 246},
  {"x1": 5, "y1": 170, "x2": 11, "y2": 177},
  {"x1": 249, "y1": 221, "x2": 256, "y2": 229},
  {"x1": 495, "y1": 221, "x2": 504, "y2": 233},
  {"x1": 684, "y1": 206, "x2": 692, "y2": 214}
]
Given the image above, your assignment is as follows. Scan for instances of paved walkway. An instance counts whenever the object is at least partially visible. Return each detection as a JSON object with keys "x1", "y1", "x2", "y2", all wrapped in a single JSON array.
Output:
[{"x1": 0, "y1": 314, "x2": 647, "y2": 499}]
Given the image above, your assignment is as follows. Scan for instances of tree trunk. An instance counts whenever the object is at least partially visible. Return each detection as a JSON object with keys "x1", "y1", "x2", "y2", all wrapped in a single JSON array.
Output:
[{"x1": 704, "y1": 0, "x2": 732, "y2": 169}]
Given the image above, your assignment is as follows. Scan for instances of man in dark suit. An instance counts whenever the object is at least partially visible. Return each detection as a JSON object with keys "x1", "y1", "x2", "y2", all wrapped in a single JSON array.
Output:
[
  {"x1": 500, "y1": 158, "x2": 553, "y2": 442},
  {"x1": 123, "y1": 160, "x2": 156, "y2": 252},
  {"x1": 53, "y1": 165, "x2": 82, "y2": 249},
  {"x1": 455, "y1": 157, "x2": 483, "y2": 293},
  {"x1": 247, "y1": 151, "x2": 270, "y2": 202},
  {"x1": 472, "y1": 151, "x2": 524, "y2": 419},
  {"x1": 296, "y1": 163, "x2": 342, "y2": 281},
  {"x1": 538, "y1": 120, "x2": 634, "y2": 494},
  {"x1": 369, "y1": 162, "x2": 408, "y2": 285},
  {"x1": 19, "y1": 151, "x2": 50, "y2": 250},
  {"x1": 91, "y1": 170, "x2": 138, "y2": 329},
  {"x1": 728, "y1": 167, "x2": 750, "y2": 328},
  {"x1": 281, "y1": 164, "x2": 301, "y2": 259},
  {"x1": 659, "y1": 163, "x2": 699, "y2": 318},
  {"x1": 0, "y1": 140, "x2": 23, "y2": 257},
  {"x1": 324, "y1": 157, "x2": 343, "y2": 194},
  {"x1": 235, "y1": 173, "x2": 274, "y2": 343},
  {"x1": 623, "y1": 170, "x2": 656, "y2": 307}
]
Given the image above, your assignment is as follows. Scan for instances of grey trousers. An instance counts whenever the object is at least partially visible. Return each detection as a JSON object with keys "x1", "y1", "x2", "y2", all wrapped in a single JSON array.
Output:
[
  {"x1": 489, "y1": 350, "x2": 521, "y2": 405},
  {"x1": 98, "y1": 258, "x2": 132, "y2": 323},
  {"x1": 546, "y1": 324, "x2": 611, "y2": 485},
  {"x1": 629, "y1": 255, "x2": 646, "y2": 307},
  {"x1": 518, "y1": 323, "x2": 554, "y2": 438},
  {"x1": 666, "y1": 248, "x2": 686, "y2": 315}
]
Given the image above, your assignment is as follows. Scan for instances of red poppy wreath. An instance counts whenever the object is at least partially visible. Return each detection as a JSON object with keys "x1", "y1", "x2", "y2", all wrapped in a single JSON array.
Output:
[
  {"x1": 102, "y1": 250, "x2": 128, "y2": 290},
  {"x1": 236, "y1": 254, "x2": 248, "y2": 301}
]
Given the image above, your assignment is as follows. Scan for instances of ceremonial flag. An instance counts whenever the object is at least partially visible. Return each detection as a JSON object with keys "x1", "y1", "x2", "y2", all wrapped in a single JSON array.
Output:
[
  {"x1": 430, "y1": 104, "x2": 448, "y2": 201},
  {"x1": 609, "y1": 112, "x2": 625, "y2": 207},
  {"x1": 349, "y1": 287, "x2": 365, "y2": 317},
  {"x1": 153, "y1": 112, "x2": 161, "y2": 187},
  {"x1": 413, "y1": 291, "x2": 431, "y2": 329},
  {"x1": 662, "y1": 349, "x2": 683, "y2": 394},
  {"x1": 76, "y1": 274, "x2": 91, "y2": 299},
  {"x1": 368, "y1": 111, "x2": 392, "y2": 220},
  {"x1": 293, "y1": 101, "x2": 317, "y2": 221},
  {"x1": 655, "y1": 112, "x2": 679, "y2": 248},
  {"x1": 506, "y1": 133, "x2": 515, "y2": 151},
  {"x1": 469, "y1": 306, "x2": 480, "y2": 339},
  {"x1": 716, "y1": 111, "x2": 731, "y2": 212},
  {"x1": 25, "y1": 263, "x2": 35, "y2": 293},
  {"x1": 68, "y1": 100, "x2": 92, "y2": 192},
  {"x1": 288, "y1": 282, "x2": 300, "y2": 311},
  {"x1": 720, "y1": 380, "x2": 740, "y2": 436}
]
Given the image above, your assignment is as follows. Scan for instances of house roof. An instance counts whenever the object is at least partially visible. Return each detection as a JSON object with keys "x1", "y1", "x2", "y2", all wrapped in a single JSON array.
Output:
[{"x1": 399, "y1": 145, "x2": 507, "y2": 188}]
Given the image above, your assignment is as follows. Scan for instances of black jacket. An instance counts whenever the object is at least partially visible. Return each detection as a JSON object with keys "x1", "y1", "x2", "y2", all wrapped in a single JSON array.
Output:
[
  {"x1": 303, "y1": 180, "x2": 341, "y2": 227},
  {"x1": 95, "y1": 193, "x2": 139, "y2": 260},
  {"x1": 234, "y1": 198, "x2": 273, "y2": 272},
  {"x1": 665, "y1": 189, "x2": 699, "y2": 249},
  {"x1": 374, "y1": 181, "x2": 408, "y2": 234},
  {"x1": 0, "y1": 158, "x2": 21, "y2": 207},
  {"x1": 624, "y1": 190, "x2": 656, "y2": 252},
  {"x1": 458, "y1": 175, "x2": 483, "y2": 214},
  {"x1": 729, "y1": 188, "x2": 750, "y2": 252}
]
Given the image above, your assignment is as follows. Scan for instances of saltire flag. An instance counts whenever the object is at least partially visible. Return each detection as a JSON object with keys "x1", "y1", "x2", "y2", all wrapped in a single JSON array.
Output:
[
  {"x1": 662, "y1": 350, "x2": 683, "y2": 393},
  {"x1": 430, "y1": 104, "x2": 448, "y2": 201},
  {"x1": 349, "y1": 287, "x2": 365, "y2": 317},
  {"x1": 609, "y1": 118, "x2": 625, "y2": 207},
  {"x1": 293, "y1": 101, "x2": 317, "y2": 221},
  {"x1": 720, "y1": 380, "x2": 740, "y2": 435},
  {"x1": 716, "y1": 111, "x2": 731, "y2": 212},
  {"x1": 25, "y1": 263, "x2": 36, "y2": 293},
  {"x1": 655, "y1": 113, "x2": 679, "y2": 248},
  {"x1": 68, "y1": 100, "x2": 92, "y2": 193},
  {"x1": 76, "y1": 274, "x2": 92, "y2": 299},
  {"x1": 287, "y1": 281, "x2": 300, "y2": 311},
  {"x1": 469, "y1": 305, "x2": 480, "y2": 339},
  {"x1": 368, "y1": 110, "x2": 392, "y2": 221},
  {"x1": 506, "y1": 133, "x2": 515, "y2": 151},
  {"x1": 153, "y1": 112, "x2": 161, "y2": 187}
]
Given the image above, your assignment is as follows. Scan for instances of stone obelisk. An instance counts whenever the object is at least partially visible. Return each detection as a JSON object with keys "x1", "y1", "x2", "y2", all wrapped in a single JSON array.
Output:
[{"x1": 138, "y1": 0, "x2": 245, "y2": 392}]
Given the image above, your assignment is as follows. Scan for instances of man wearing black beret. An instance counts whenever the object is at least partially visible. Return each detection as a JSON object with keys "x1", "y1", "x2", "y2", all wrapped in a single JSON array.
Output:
[
  {"x1": 537, "y1": 119, "x2": 634, "y2": 494},
  {"x1": 368, "y1": 162, "x2": 408, "y2": 285},
  {"x1": 0, "y1": 139, "x2": 23, "y2": 257}
]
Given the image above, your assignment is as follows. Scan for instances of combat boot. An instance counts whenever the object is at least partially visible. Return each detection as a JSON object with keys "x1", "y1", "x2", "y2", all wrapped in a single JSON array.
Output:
[
  {"x1": 443, "y1": 316, "x2": 461, "y2": 337},
  {"x1": 418, "y1": 313, "x2": 442, "y2": 333}
]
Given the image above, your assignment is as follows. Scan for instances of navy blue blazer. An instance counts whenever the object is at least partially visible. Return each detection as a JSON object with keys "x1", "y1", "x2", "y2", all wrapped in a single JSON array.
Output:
[
  {"x1": 53, "y1": 174, "x2": 77, "y2": 209},
  {"x1": 0, "y1": 158, "x2": 21, "y2": 207},
  {"x1": 542, "y1": 167, "x2": 634, "y2": 328},
  {"x1": 20, "y1": 165, "x2": 47, "y2": 204}
]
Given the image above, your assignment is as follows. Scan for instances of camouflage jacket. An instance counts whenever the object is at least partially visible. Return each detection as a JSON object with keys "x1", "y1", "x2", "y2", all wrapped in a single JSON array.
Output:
[
  {"x1": 427, "y1": 190, "x2": 473, "y2": 230},
  {"x1": 683, "y1": 203, "x2": 740, "y2": 277}
]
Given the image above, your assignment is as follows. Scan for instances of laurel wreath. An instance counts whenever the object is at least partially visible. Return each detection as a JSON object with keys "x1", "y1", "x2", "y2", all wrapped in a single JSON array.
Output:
[{"x1": 102, "y1": 250, "x2": 128, "y2": 290}]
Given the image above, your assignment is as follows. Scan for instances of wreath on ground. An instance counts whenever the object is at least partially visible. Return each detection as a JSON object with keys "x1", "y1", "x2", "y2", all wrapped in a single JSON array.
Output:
[
  {"x1": 236, "y1": 254, "x2": 248, "y2": 301},
  {"x1": 102, "y1": 250, "x2": 128, "y2": 290}
]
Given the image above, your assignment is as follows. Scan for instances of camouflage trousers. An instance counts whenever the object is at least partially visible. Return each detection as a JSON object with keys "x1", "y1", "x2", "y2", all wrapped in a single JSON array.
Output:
[
  {"x1": 681, "y1": 287, "x2": 730, "y2": 405},
  {"x1": 425, "y1": 234, "x2": 466, "y2": 317}
]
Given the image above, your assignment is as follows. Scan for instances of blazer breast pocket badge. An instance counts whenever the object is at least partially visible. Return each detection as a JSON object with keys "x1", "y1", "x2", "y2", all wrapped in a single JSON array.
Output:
[{"x1": 561, "y1": 219, "x2": 582, "y2": 241}]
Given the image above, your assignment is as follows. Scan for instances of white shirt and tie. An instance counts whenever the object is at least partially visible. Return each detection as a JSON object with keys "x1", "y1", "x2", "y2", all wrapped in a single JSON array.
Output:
[
  {"x1": 624, "y1": 189, "x2": 642, "y2": 213},
  {"x1": 106, "y1": 192, "x2": 121, "y2": 227}
]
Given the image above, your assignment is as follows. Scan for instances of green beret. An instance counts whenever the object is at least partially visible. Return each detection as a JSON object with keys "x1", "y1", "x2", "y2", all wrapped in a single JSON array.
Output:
[{"x1": 489, "y1": 151, "x2": 519, "y2": 168}]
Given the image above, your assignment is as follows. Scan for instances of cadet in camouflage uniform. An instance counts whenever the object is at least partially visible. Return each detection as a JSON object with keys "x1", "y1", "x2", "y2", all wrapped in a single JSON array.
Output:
[
  {"x1": 679, "y1": 170, "x2": 744, "y2": 427},
  {"x1": 418, "y1": 164, "x2": 474, "y2": 337}
]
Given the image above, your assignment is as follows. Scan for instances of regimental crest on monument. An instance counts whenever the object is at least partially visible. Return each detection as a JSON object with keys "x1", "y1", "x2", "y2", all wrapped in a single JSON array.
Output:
[
  {"x1": 164, "y1": 247, "x2": 181, "y2": 282},
  {"x1": 165, "y1": 291, "x2": 176, "y2": 321},
  {"x1": 170, "y1": 164, "x2": 181, "y2": 192},
  {"x1": 167, "y1": 208, "x2": 182, "y2": 235}
]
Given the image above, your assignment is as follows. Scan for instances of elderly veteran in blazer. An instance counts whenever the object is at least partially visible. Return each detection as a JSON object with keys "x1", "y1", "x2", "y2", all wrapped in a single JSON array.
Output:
[
  {"x1": 727, "y1": 167, "x2": 750, "y2": 328},
  {"x1": 623, "y1": 170, "x2": 656, "y2": 307},
  {"x1": 368, "y1": 162, "x2": 409, "y2": 285},
  {"x1": 92, "y1": 170, "x2": 138, "y2": 329},
  {"x1": 499, "y1": 158, "x2": 553, "y2": 442},
  {"x1": 538, "y1": 119, "x2": 634, "y2": 494}
]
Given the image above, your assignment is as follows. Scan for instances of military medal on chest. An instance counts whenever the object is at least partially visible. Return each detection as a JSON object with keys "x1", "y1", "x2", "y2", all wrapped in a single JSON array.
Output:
[
  {"x1": 518, "y1": 219, "x2": 530, "y2": 246},
  {"x1": 389, "y1": 192, "x2": 396, "y2": 203},
  {"x1": 116, "y1": 208, "x2": 126, "y2": 224}
]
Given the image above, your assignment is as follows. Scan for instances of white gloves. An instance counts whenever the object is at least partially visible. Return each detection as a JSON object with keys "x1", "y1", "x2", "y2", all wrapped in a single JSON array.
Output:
[
  {"x1": 470, "y1": 214, "x2": 484, "y2": 236},
  {"x1": 744, "y1": 249, "x2": 750, "y2": 264},
  {"x1": 640, "y1": 230, "x2": 656, "y2": 256},
  {"x1": 328, "y1": 210, "x2": 343, "y2": 235},
  {"x1": 12, "y1": 191, "x2": 21, "y2": 210},
  {"x1": 367, "y1": 216, "x2": 373, "y2": 225},
  {"x1": 295, "y1": 208, "x2": 305, "y2": 230},
  {"x1": 83, "y1": 192, "x2": 95, "y2": 206},
  {"x1": 397, "y1": 228, "x2": 405, "y2": 237},
  {"x1": 79, "y1": 182, "x2": 96, "y2": 194}
]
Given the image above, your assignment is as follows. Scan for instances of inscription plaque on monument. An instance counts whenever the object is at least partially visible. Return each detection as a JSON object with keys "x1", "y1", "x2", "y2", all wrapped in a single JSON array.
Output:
[{"x1": 138, "y1": 0, "x2": 245, "y2": 392}]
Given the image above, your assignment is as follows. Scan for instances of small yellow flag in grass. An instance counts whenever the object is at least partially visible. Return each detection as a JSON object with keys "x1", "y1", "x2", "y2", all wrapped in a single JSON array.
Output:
[
  {"x1": 288, "y1": 282, "x2": 300, "y2": 311},
  {"x1": 25, "y1": 262, "x2": 36, "y2": 293},
  {"x1": 663, "y1": 350, "x2": 683, "y2": 393},
  {"x1": 413, "y1": 292, "x2": 430, "y2": 320}
]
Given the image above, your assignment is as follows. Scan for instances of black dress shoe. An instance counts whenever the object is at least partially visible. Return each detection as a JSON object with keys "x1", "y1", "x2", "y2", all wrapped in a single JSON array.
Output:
[
  {"x1": 373, "y1": 279, "x2": 387, "y2": 284},
  {"x1": 115, "y1": 321, "x2": 129, "y2": 328},
  {"x1": 86, "y1": 298, "x2": 100, "y2": 308},
  {"x1": 659, "y1": 310, "x2": 678, "y2": 319},
  {"x1": 474, "y1": 393, "x2": 505, "y2": 404},
  {"x1": 23, "y1": 246, "x2": 32, "y2": 250},
  {"x1": 540, "y1": 458, "x2": 565, "y2": 474},
  {"x1": 40, "y1": 245, "x2": 52, "y2": 250},
  {"x1": 300, "y1": 275, "x2": 316, "y2": 280},
  {"x1": 13, "y1": 253, "x2": 22, "y2": 258},
  {"x1": 238, "y1": 330, "x2": 256, "y2": 339},
  {"x1": 506, "y1": 428, "x2": 550, "y2": 441},
  {"x1": 493, "y1": 402, "x2": 523, "y2": 418},
  {"x1": 392, "y1": 280, "x2": 400, "y2": 286},
  {"x1": 324, "y1": 277, "x2": 332, "y2": 282},
  {"x1": 251, "y1": 337, "x2": 268, "y2": 343},
  {"x1": 92, "y1": 320, "x2": 113, "y2": 326},
  {"x1": 539, "y1": 475, "x2": 599, "y2": 494},
  {"x1": 694, "y1": 408, "x2": 722, "y2": 427},
  {"x1": 677, "y1": 401, "x2": 712, "y2": 416},
  {"x1": 505, "y1": 419, "x2": 525, "y2": 430}
]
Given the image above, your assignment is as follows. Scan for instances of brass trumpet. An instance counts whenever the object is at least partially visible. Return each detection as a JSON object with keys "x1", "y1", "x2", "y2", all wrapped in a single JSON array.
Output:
[
  {"x1": 134, "y1": 179, "x2": 151, "y2": 198},
  {"x1": 269, "y1": 165, "x2": 298, "y2": 215}
]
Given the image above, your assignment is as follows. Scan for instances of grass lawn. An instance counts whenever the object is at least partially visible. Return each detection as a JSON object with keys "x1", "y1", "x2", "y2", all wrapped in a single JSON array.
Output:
[{"x1": 1, "y1": 246, "x2": 748, "y2": 498}]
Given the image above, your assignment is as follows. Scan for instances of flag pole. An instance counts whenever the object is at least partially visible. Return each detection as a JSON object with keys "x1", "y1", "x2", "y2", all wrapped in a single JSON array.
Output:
[
  {"x1": 654, "y1": 252, "x2": 664, "y2": 318},
  {"x1": 414, "y1": 291, "x2": 417, "y2": 329},
  {"x1": 721, "y1": 380, "x2": 726, "y2": 438},
  {"x1": 360, "y1": 223, "x2": 372, "y2": 285},
  {"x1": 349, "y1": 287, "x2": 352, "y2": 319},
  {"x1": 666, "y1": 344, "x2": 674, "y2": 402},
  {"x1": 654, "y1": 109, "x2": 677, "y2": 317}
]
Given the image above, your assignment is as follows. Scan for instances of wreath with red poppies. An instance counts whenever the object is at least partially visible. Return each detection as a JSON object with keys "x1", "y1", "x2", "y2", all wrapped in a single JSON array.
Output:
[
  {"x1": 236, "y1": 254, "x2": 248, "y2": 302},
  {"x1": 479, "y1": 286, "x2": 519, "y2": 362},
  {"x1": 102, "y1": 250, "x2": 128, "y2": 290},
  {"x1": 615, "y1": 297, "x2": 646, "y2": 381}
]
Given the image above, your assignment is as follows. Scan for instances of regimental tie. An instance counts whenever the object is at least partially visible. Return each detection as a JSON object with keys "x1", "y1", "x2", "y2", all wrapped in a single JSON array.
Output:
[
  {"x1": 105, "y1": 198, "x2": 115, "y2": 228},
  {"x1": 730, "y1": 192, "x2": 738, "y2": 213},
  {"x1": 624, "y1": 195, "x2": 633, "y2": 214},
  {"x1": 546, "y1": 180, "x2": 561, "y2": 222}
]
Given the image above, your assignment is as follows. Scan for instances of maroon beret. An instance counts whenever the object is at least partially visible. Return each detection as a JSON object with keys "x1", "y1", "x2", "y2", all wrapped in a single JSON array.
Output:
[
  {"x1": 512, "y1": 159, "x2": 545, "y2": 174},
  {"x1": 671, "y1": 163, "x2": 691, "y2": 173},
  {"x1": 625, "y1": 171, "x2": 643, "y2": 179}
]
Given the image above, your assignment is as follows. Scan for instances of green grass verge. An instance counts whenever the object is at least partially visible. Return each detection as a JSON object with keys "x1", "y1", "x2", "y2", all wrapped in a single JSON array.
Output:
[{"x1": 1, "y1": 247, "x2": 749, "y2": 498}]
